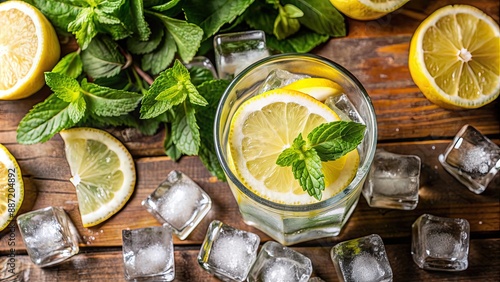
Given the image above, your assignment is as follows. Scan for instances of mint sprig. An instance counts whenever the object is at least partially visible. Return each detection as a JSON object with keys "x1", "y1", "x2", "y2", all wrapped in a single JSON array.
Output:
[{"x1": 276, "y1": 121, "x2": 366, "y2": 201}]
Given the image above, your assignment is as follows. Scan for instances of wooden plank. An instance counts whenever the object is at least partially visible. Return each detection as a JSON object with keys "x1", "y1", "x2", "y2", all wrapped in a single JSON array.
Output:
[
  {"x1": 1, "y1": 239, "x2": 498, "y2": 281},
  {"x1": 1, "y1": 140, "x2": 498, "y2": 251}
]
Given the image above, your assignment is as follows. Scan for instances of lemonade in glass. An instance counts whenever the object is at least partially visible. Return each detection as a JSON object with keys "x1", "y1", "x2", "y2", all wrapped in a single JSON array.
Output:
[{"x1": 214, "y1": 54, "x2": 377, "y2": 245}]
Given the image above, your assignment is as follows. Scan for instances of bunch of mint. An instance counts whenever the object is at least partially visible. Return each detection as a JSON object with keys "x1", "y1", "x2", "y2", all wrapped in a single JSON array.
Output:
[{"x1": 17, "y1": 0, "x2": 345, "y2": 181}]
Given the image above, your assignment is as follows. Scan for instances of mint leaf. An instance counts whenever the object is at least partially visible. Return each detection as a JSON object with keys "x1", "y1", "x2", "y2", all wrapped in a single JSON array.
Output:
[
  {"x1": 17, "y1": 94, "x2": 77, "y2": 144},
  {"x1": 141, "y1": 60, "x2": 201, "y2": 119},
  {"x1": 150, "y1": 0, "x2": 181, "y2": 11},
  {"x1": 183, "y1": 0, "x2": 254, "y2": 40},
  {"x1": 127, "y1": 21, "x2": 164, "y2": 55},
  {"x1": 150, "y1": 12, "x2": 203, "y2": 63},
  {"x1": 274, "y1": 4, "x2": 303, "y2": 40},
  {"x1": 52, "y1": 51, "x2": 83, "y2": 79},
  {"x1": 25, "y1": 0, "x2": 81, "y2": 31},
  {"x1": 45, "y1": 72, "x2": 81, "y2": 103},
  {"x1": 164, "y1": 125, "x2": 182, "y2": 161},
  {"x1": 276, "y1": 121, "x2": 365, "y2": 200},
  {"x1": 172, "y1": 101, "x2": 199, "y2": 155},
  {"x1": 128, "y1": 0, "x2": 151, "y2": 41},
  {"x1": 68, "y1": 97, "x2": 86, "y2": 122},
  {"x1": 308, "y1": 121, "x2": 366, "y2": 162},
  {"x1": 81, "y1": 79, "x2": 142, "y2": 117},
  {"x1": 292, "y1": 149, "x2": 324, "y2": 201},
  {"x1": 142, "y1": 29, "x2": 176, "y2": 75},
  {"x1": 81, "y1": 36, "x2": 125, "y2": 79},
  {"x1": 282, "y1": 0, "x2": 345, "y2": 37}
]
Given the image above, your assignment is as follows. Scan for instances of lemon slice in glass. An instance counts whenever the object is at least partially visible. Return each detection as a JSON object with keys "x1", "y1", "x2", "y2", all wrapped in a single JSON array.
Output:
[
  {"x1": 0, "y1": 1, "x2": 60, "y2": 100},
  {"x1": 229, "y1": 89, "x2": 359, "y2": 205},
  {"x1": 60, "y1": 127, "x2": 136, "y2": 227},
  {"x1": 282, "y1": 77, "x2": 345, "y2": 101},
  {"x1": 0, "y1": 144, "x2": 24, "y2": 232},
  {"x1": 409, "y1": 5, "x2": 500, "y2": 109},
  {"x1": 330, "y1": 0, "x2": 409, "y2": 21}
]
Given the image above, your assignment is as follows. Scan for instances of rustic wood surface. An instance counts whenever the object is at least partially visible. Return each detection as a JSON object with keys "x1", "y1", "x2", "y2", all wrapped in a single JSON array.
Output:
[{"x1": 1, "y1": 0, "x2": 499, "y2": 281}]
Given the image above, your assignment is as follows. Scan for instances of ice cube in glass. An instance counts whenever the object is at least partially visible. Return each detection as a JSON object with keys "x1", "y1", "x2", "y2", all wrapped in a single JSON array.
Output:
[
  {"x1": 331, "y1": 234, "x2": 393, "y2": 282},
  {"x1": 214, "y1": 30, "x2": 270, "y2": 80},
  {"x1": 362, "y1": 149, "x2": 421, "y2": 210},
  {"x1": 325, "y1": 93, "x2": 365, "y2": 124},
  {"x1": 198, "y1": 220, "x2": 260, "y2": 281},
  {"x1": 247, "y1": 241, "x2": 312, "y2": 282},
  {"x1": 439, "y1": 124, "x2": 500, "y2": 194},
  {"x1": 184, "y1": 56, "x2": 218, "y2": 80},
  {"x1": 142, "y1": 170, "x2": 211, "y2": 240},
  {"x1": 257, "y1": 69, "x2": 310, "y2": 94},
  {"x1": 17, "y1": 206, "x2": 79, "y2": 267},
  {"x1": 122, "y1": 226, "x2": 175, "y2": 281},
  {"x1": 411, "y1": 214, "x2": 470, "y2": 271}
]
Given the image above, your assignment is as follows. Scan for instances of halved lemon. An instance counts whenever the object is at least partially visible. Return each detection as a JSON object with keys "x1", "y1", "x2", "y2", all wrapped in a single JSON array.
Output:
[
  {"x1": 330, "y1": 0, "x2": 409, "y2": 21},
  {"x1": 60, "y1": 128, "x2": 136, "y2": 227},
  {"x1": 0, "y1": 1, "x2": 60, "y2": 100},
  {"x1": 0, "y1": 144, "x2": 24, "y2": 232},
  {"x1": 409, "y1": 5, "x2": 500, "y2": 109},
  {"x1": 282, "y1": 77, "x2": 345, "y2": 101},
  {"x1": 229, "y1": 89, "x2": 359, "y2": 205}
]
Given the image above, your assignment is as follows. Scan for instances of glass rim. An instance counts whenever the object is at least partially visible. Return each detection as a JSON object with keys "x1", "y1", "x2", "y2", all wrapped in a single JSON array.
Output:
[{"x1": 214, "y1": 53, "x2": 378, "y2": 212}]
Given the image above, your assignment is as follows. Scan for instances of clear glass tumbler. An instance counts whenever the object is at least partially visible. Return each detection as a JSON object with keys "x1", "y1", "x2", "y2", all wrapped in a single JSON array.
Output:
[{"x1": 214, "y1": 53, "x2": 378, "y2": 245}]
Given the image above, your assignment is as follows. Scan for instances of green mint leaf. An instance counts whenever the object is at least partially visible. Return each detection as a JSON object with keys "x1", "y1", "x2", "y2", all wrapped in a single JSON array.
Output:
[
  {"x1": 244, "y1": 3, "x2": 275, "y2": 34},
  {"x1": 266, "y1": 28, "x2": 329, "y2": 53},
  {"x1": 151, "y1": 12, "x2": 203, "y2": 63},
  {"x1": 284, "y1": 4, "x2": 303, "y2": 18},
  {"x1": 80, "y1": 79, "x2": 142, "y2": 117},
  {"x1": 163, "y1": 125, "x2": 182, "y2": 161},
  {"x1": 308, "y1": 121, "x2": 366, "y2": 162},
  {"x1": 150, "y1": 0, "x2": 181, "y2": 11},
  {"x1": 126, "y1": 21, "x2": 164, "y2": 55},
  {"x1": 25, "y1": 0, "x2": 81, "y2": 31},
  {"x1": 189, "y1": 67, "x2": 216, "y2": 86},
  {"x1": 183, "y1": 0, "x2": 254, "y2": 40},
  {"x1": 276, "y1": 133, "x2": 305, "y2": 166},
  {"x1": 128, "y1": 0, "x2": 151, "y2": 41},
  {"x1": 141, "y1": 29, "x2": 176, "y2": 75},
  {"x1": 81, "y1": 36, "x2": 125, "y2": 79},
  {"x1": 172, "y1": 101, "x2": 200, "y2": 155},
  {"x1": 68, "y1": 7, "x2": 98, "y2": 50},
  {"x1": 16, "y1": 94, "x2": 77, "y2": 144},
  {"x1": 274, "y1": 5, "x2": 301, "y2": 40},
  {"x1": 52, "y1": 51, "x2": 83, "y2": 79},
  {"x1": 195, "y1": 79, "x2": 230, "y2": 180},
  {"x1": 68, "y1": 97, "x2": 86, "y2": 123},
  {"x1": 291, "y1": 149, "x2": 324, "y2": 201},
  {"x1": 44, "y1": 72, "x2": 81, "y2": 103},
  {"x1": 141, "y1": 60, "x2": 187, "y2": 119},
  {"x1": 282, "y1": 0, "x2": 345, "y2": 37}
]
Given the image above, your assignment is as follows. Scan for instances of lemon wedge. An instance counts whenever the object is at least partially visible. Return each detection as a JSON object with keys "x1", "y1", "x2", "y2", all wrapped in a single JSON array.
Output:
[
  {"x1": 60, "y1": 127, "x2": 136, "y2": 227},
  {"x1": 0, "y1": 1, "x2": 60, "y2": 100},
  {"x1": 229, "y1": 89, "x2": 359, "y2": 205},
  {"x1": 330, "y1": 0, "x2": 409, "y2": 21},
  {"x1": 409, "y1": 5, "x2": 500, "y2": 109},
  {"x1": 282, "y1": 77, "x2": 344, "y2": 101},
  {"x1": 0, "y1": 144, "x2": 24, "y2": 232}
]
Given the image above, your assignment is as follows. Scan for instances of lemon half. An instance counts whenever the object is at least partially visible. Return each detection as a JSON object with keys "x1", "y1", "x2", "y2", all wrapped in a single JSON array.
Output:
[
  {"x1": 229, "y1": 89, "x2": 359, "y2": 205},
  {"x1": 0, "y1": 1, "x2": 60, "y2": 100},
  {"x1": 0, "y1": 144, "x2": 24, "y2": 232},
  {"x1": 60, "y1": 128, "x2": 136, "y2": 227},
  {"x1": 409, "y1": 5, "x2": 500, "y2": 109},
  {"x1": 330, "y1": 0, "x2": 410, "y2": 21}
]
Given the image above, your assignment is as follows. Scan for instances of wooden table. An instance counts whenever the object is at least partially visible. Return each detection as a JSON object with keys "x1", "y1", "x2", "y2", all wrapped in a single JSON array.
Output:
[{"x1": 1, "y1": 0, "x2": 499, "y2": 281}]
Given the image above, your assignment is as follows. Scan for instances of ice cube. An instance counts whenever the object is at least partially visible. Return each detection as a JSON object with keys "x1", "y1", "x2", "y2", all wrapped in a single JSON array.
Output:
[
  {"x1": 214, "y1": 30, "x2": 270, "y2": 80},
  {"x1": 439, "y1": 124, "x2": 500, "y2": 194},
  {"x1": 325, "y1": 93, "x2": 365, "y2": 124},
  {"x1": 17, "y1": 206, "x2": 79, "y2": 267},
  {"x1": 362, "y1": 149, "x2": 421, "y2": 210},
  {"x1": 198, "y1": 220, "x2": 260, "y2": 281},
  {"x1": 412, "y1": 214, "x2": 470, "y2": 271},
  {"x1": 331, "y1": 234, "x2": 393, "y2": 282},
  {"x1": 122, "y1": 226, "x2": 175, "y2": 281},
  {"x1": 248, "y1": 241, "x2": 312, "y2": 282},
  {"x1": 257, "y1": 69, "x2": 310, "y2": 94},
  {"x1": 142, "y1": 170, "x2": 212, "y2": 240}
]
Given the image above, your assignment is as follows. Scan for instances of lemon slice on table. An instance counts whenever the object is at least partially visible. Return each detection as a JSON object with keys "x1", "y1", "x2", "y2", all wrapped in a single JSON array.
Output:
[
  {"x1": 60, "y1": 128, "x2": 136, "y2": 227},
  {"x1": 0, "y1": 144, "x2": 24, "y2": 232},
  {"x1": 330, "y1": 0, "x2": 409, "y2": 21},
  {"x1": 229, "y1": 89, "x2": 359, "y2": 205},
  {"x1": 409, "y1": 5, "x2": 500, "y2": 109},
  {"x1": 282, "y1": 78, "x2": 345, "y2": 101},
  {"x1": 0, "y1": 1, "x2": 60, "y2": 100}
]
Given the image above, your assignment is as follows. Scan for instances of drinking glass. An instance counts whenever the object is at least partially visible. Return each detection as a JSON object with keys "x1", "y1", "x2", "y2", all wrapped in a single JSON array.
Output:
[{"x1": 214, "y1": 53, "x2": 377, "y2": 245}]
